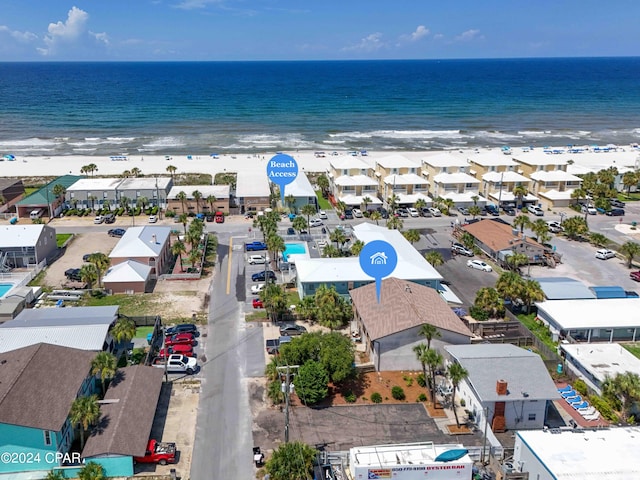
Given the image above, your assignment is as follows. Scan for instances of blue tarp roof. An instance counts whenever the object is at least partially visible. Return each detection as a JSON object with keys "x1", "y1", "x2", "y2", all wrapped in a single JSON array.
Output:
[{"x1": 590, "y1": 286, "x2": 627, "y2": 299}]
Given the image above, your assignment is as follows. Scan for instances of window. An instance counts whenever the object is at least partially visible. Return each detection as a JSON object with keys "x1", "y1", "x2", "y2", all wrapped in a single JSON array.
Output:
[
  {"x1": 528, "y1": 413, "x2": 536, "y2": 421},
  {"x1": 489, "y1": 166, "x2": 496, "y2": 172},
  {"x1": 103, "y1": 192, "x2": 108, "y2": 198},
  {"x1": 44, "y1": 430, "x2": 52, "y2": 446}
]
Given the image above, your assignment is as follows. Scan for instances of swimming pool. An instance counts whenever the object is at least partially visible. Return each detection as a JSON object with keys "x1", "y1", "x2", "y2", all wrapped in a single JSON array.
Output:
[
  {"x1": 283, "y1": 243, "x2": 308, "y2": 262},
  {"x1": 0, "y1": 283, "x2": 16, "y2": 299}
]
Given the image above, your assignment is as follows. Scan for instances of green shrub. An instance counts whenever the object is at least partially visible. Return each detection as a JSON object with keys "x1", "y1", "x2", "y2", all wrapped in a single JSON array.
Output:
[
  {"x1": 371, "y1": 392, "x2": 382, "y2": 403},
  {"x1": 470, "y1": 305, "x2": 489, "y2": 321},
  {"x1": 573, "y1": 378, "x2": 588, "y2": 396},
  {"x1": 589, "y1": 395, "x2": 619, "y2": 422},
  {"x1": 416, "y1": 373, "x2": 427, "y2": 388},
  {"x1": 403, "y1": 375, "x2": 414, "y2": 387},
  {"x1": 343, "y1": 391, "x2": 357, "y2": 403},
  {"x1": 391, "y1": 386, "x2": 405, "y2": 401},
  {"x1": 417, "y1": 393, "x2": 427, "y2": 402},
  {"x1": 460, "y1": 398, "x2": 466, "y2": 407}
]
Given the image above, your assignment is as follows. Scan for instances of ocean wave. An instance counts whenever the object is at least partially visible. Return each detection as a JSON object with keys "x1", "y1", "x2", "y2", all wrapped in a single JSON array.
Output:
[
  {"x1": 72, "y1": 148, "x2": 98, "y2": 152},
  {"x1": 474, "y1": 131, "x2": 523, "y2": 141},
  {"x1": 0, "y1": 138, "x2": 58, "y2": 147},
  {"x1": 106, "y1": 137, "x2": 136, "y2": 143},
  {"x1": 142, "y1": 136, "x2": 186, "y2": 149}
]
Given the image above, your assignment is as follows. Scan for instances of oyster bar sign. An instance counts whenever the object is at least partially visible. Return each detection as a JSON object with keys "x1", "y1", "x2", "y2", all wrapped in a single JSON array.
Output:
[{"x1": 356, "y1": 463, "x2": 471, "y2": 479}]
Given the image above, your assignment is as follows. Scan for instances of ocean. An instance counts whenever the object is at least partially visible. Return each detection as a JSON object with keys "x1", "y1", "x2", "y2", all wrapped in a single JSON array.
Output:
[{"x1": 1, "y1": 57, "x2": 639, "y2": 156}]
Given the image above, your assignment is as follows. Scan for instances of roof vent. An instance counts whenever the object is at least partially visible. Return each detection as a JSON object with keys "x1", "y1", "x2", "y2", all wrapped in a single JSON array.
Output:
[
  {"x1": 405, "y1": 285, "x2": 412, "y2": 293},
  {"x1": 151, "y1": 234, "x2": 157, "y2": 244}
]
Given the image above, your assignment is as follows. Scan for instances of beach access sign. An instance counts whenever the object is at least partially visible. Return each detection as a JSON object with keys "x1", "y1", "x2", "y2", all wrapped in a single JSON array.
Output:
[{"x1": 266, "y1": 153, "x2": 298, "y2": 205}]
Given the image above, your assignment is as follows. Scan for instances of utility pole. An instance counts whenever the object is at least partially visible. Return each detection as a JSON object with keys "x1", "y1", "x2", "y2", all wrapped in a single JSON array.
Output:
[{"x1": 277, "y1": 365, "x2": 299, "y2": 443}]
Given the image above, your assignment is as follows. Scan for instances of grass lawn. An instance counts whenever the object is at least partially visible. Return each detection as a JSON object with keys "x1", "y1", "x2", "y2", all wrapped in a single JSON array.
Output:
[
  {"x1": 623, "y1": 343, "x2": 640, "y2": 359},
  {"x1": 618, "y1": 193, "x2": 640, "y2": 201},
  {"x1": 517, "y1": 312, "x2": 557, "y2": 351},
  {"x1": 285, "y1": 291, "x2": 300, "y2": 306},
  {"x1": 246, "y1": 311, "x2": 268, "y2": 322},
  {"x1": 83, "y1": 293, "x2": 157, "y2": 317},
  {"x1": 56, "y1": 233, "x2": 73, "y2": 247},
  {"x1": 135, "y1": 326, "x2": 154, "y2": 338},
  {"x1": 315, "y1": 190, "x2": 332, "y2": 211}
]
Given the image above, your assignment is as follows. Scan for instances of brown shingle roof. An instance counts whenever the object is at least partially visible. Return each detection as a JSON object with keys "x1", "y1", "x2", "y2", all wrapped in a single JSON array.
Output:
[
  {"x1": 82, "y1": 365, "x2": 165, "y2": 458},
  {"x1": 349, "y1": 277, "x2": 472, "y2": 340},
  {"x1": 462, "y1": 219, "x2": 545, "y2": 253},
  {"x1": 0, "y1": 343, "x2": 96, "y2": 431}
]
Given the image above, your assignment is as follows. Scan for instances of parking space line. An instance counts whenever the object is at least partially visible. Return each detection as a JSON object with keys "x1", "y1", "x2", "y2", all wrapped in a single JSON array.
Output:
[{"x1": 226, "y1": 236, "x2": 233, "y2": 295}]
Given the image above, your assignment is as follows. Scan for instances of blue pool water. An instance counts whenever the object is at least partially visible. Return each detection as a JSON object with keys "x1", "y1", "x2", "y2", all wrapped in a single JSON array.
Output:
[
  {"x1": 0, "y1": 283, "x2": 15, "y2": 298},
  {"x1": 283, "y1": 243, "x2": 307, "y2": 261}
]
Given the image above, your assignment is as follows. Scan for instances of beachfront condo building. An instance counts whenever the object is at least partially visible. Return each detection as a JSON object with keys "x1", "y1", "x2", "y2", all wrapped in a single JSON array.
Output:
[
  {"x1": 421, "y1": 152, "x2": 480, "y2": 206},
  {"x1": 328, "y1": 157, "x2": 381, "y2": 209},
  {"x1": 167, "y1": 184, "x2": 231, "y2": 215},
  {"x1": 374, "y1": 154, "x2": 430, "y2": 206}
]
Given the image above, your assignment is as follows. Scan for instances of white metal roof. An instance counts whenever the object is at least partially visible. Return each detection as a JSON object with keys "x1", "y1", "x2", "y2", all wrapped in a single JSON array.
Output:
[
  {"x1": 513, "y1": 151, "x2": 569, "y2": 165},
  {"x1": 329, "y1": 157, "x2": 371, "y2": 171},
  {"x1": 0, "y1": 225, "x2": 46, "y2": 248},
  {"x1": 482, "y1": 171, "x2": 530, "y2": 183},
  {"x1": 536, "y1": 298, "x2": 640, "y2": 330},
  {"x1": 393, "y1": 192, "x2": 432, "y2": 205},
  {"x1": 66, "y1": 178, "x2": 123, "y2": 191},
  {"x1": 530, "y1": 170, "x2": 582, "y2": 182},
  {"x1": 2, "y1": 306, "x2": 118, "y2": 327},
  {"x1": 167, "y1": 184, "x2": 230, "y2": 199},
  {"x1": 488, "y1": 192, "x2": 538, "y2": 202},
  {"x1": 281, "y1": 171, "x2": 315, "y2": 197},
  {"x1": 382, "y1": 173, "x2": 428, "y2": 185},
  {"x1": 236, "y1": 170, "x2": 271, "y2": 198},
  {"x1": 433, "y1": 172, "x2": 480, "y2": 184},
  {"x1": 421, "y1": 151, "x2": 468, "y2": 167},
  {"x1": 338, "y1": 194, "x2": 382, "y2": 206},
  {"x1": 103, "y1": 260, "x2": 152, "y2": 283},
  {"x1": 441, "y1": 191, "x2": 481, "y2": 203},
  {"x1": 350, "y1": 442, "x2": 472, "y2": 468},
  {"x1": 0, "y1": 324, "x2": 110, "y2": 353},
  {"x1": 117, "y1": 177, "x2": 172, "y2": 190},
  {"x1": 515, "y1": 428, "x2": 640, "y2": 480},
  {"x1": 468, "y1": 153, "x2": 518, "y2": 167},
  {"x1": 375, "y1": 154, "x2": 420, "y2": 169},
  {"x1": 334, "y1": 175, "x2": 379, "y2": 187},
  {"x1": 537, "y1": 189, "x2": 576, "y2": 201},
  {"x1": 560, "y1": 343, "x2": 640, "y2": 384},
  {"x1": 109, "y1": 226, "x2": 171, "y2": 259}
]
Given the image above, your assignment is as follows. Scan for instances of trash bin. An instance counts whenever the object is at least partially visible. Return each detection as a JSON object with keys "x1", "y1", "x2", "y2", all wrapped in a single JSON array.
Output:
[{"x1": 557, "y1": 363, "x2": 563, "y2": 374}]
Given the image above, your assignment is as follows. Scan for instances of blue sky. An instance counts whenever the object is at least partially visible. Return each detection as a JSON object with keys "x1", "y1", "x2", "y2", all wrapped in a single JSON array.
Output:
[{"x1": 0, "y1": 1, "x2": 638, "y2": 61}]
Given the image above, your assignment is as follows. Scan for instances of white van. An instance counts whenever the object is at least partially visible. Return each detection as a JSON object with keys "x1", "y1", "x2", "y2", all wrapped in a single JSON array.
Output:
[{"x1": 30, "y1": 209, "x2": 44, "y2": 219}]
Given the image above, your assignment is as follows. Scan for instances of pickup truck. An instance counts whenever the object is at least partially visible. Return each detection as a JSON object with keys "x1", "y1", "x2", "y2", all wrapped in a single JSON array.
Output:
[
  {"x1": 152, "y1": 354, "x2": 197, "y2": 374},
  {"x1": 134, "y1": 439, "x2": 176, "y2": 465},
  {"x1": 245, "y1": 241, "x2": 268, "y2": 251}
]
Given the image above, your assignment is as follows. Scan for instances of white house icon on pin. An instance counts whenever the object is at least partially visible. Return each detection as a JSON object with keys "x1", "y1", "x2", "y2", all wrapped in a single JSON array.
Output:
[{"x1": 369, "y1": 252, "x2": 388, "y2": 265}]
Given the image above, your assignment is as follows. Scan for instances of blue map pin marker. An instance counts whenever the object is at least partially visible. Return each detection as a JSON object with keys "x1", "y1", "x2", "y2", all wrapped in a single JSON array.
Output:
[
  {"x1": 359, "y1": 240, "x2": 398, "y2": 303},
  {"x1": 266, "y1": 153, "x2": 299, "y2": 206}
]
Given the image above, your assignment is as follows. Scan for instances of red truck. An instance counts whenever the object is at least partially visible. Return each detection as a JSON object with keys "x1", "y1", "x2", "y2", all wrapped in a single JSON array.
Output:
[{"x1": 134, "y1": 439, "x2": 177, "y2": 465}]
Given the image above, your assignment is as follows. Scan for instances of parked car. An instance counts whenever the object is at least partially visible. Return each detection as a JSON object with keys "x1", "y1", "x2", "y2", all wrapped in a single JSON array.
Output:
[
  {"x1": 165, "y1": 323, "x2": 199, "y2": 336},
  {"x1": 630, "y1": 271, "x2": 640, "y2": 282},
  {"x1": 581, "y1": 204, "x2": 597, "y2": 215},
  {"x1": 378, "y1": 208, "x2": 389, "y2": 219},
  {"x1": 286, "y1": 227, "x2": 295, "y2": 235},
  {"x1": 279, "y1": 324, "x2": 308, "y2": 336},
  {"x1": 251, "y1": 284, "x2": 266, "y2": 295},
  {"x1": 502, "y1": 206, "x2": 516, "y2": 216},
  {"x1": 245, "y1": 241, "x2": 267, "y2": 251},
  {"x1": 451, "y1": 244, "x2": 474, "y2": 257},
  {"x1": 248, "y1": 255, "x2": 266, "y2": 265},
  {"x1": 104, "y1": 213, "x2": 116, "y2": 224},
  {"x1": 108, "y1": 228, "x2": 126, "y2": 237},
  {"x1": 251, "y1": 270, "x2": 276, "y2": 282},
  {"x1": 484, "y1": 205, "x2": 499, "y2": 216},
  {"x1": 428, "y1": 207, "x2": 442, "y2": 217},
  {"x1": 395, "y1": 208, "x2": 409, "y2": 217},
  {"x1": 82, "y1": 252, "x2": 99, "y2": 262},
  {"x1": 352, "y1": 208, "x2": 363, "y2": 218},
  {"x1": 610, "y1": 199, "x2": 626, "y2": 208},
  {"x1": 165, "y1": 333, "x2": 196, "y2": 347},
  {"x1": 595, "y1": 249, "x2": 615, "y2": 260},
  {"x1": 318, "y1": 210, "x2": 328, "y2": 219},
  {"x1": 65, "y1": 268, "x2": 82, "y2": 281},
  {"x1": 158, "y1": 345, "x2": 194, "y2": 357},
  {"x1": 309, "y1": 218, "x2": 324, "y2": 227},
  {"x1": 606, "y1": 208, "x2": 625, "y2": 216},
  {"x1": 420, "y1": 207, "x2": 431, "y2": 217},
  {"x1": 529, "y1": 205, "x2": 545, "y2": 216},
  {"x1": 547, "y1": 221, "x2": 564, "y2": 233},
  {"x1": 151, "y1": 354, "x2": 197, "y2": 374},
  {"x1": 265, "y1": 338, "x2": 280, "y2": 355},
  {"x1": 466, "y1": 259, "x2": 493, "y2": 272},
  {"x1": 408, "y1": 207, "x2": 420, "y2": 217},
  {"x1": 252, "y1": 298, "x2": 264, "y2": 309},
  {"x1": 458, "y1": 207, "x2": 469, "y2": 215},
  {"x1": 133, "y1": 439, "x2": 177, "y2": 465},
  {"x1": 148, "y1": 215, "x2": 158, "y2": 223}
]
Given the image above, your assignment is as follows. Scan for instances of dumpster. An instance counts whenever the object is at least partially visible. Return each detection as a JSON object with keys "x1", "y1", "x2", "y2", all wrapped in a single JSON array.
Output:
[{"x1": 9, "y1": 217, "x2": 17, "y2": 225}]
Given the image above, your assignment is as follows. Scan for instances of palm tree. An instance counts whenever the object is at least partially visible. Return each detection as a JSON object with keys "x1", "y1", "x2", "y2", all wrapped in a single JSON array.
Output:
[
  {"x1": 301, "y1": 203, "x2": 317, "y2": 227},
  {"x1": 266, "y1": 233, "x2": 286, "y2": 269},
  {"x1": 468, "y1": 205, "x2": 482, "y2": 219},
  {"x1": 415, "y1": 198, "x2": 427, "y2": 212},
  {"x1": 425, "y1": 348, "x2": 443, "y2": 404},
  {"x1": 441, "y1": 198, "x2": 455, "y2": 215},
  {"x1": 314, "y1": 285, "x2": 351, "y2": 330},
  {"x1": 474, "y1": 287, "x2": 505, "y2": 318},
  {"x1": 370, "y1": 210, "x2": 382, "y2": 225},
  {"x1": 166, "y1": 164, "x2": 177, "y2": 181},
  {"x1": 386, "y1": 216, "x2": 403, "y2": 230},
  {"x1": 520, "y1": 278, "x2": 545, "y2": 313},
  {"x1": 175, "y1": 191, "x2": 188, "y2": 214},
  {"x1": 261, "y1": 283, "x2": 288, "y2": 322},
  {"x1": 589, "y1": 232, "x2": 610, "y2": 248},
  {"x1": 79, "y1": 264, "x2": 98, "y2": 289},
  {"x1": 45, "y1": 471, "x2": 66, "y2": 480},
  {"x1": 418, "y1": 323, "x2": 441, "y2": 350},
  {"x1": 512, "y1": 184, "x2": 528, "y2": 209},
  {"x1": 424, "y1": 250, "x2": 444, "y2": 267},
  {"x1": 119, "y1": 195, "x2": 130, "y2": 213},
  {"x1": 350, "y1": 239, "x2": 365, "y2": 256},
  {"x1": 188, "y1": 248, "x2": 201, "y2": 270},
  {"x1": 602, "y1": 372, "x2": 640, "y2": 422},
  {"x1": 506, "y1": 252, "x2": 528, "y2": 272},
  {"x1": 52, "y1": 183, "x2": 66, "y2": 203},
  {"x1": 513, "y1": 213, "x2": 531, "y2": 234},
  {"x1": 316, "y1": 174, "x2": 330, "y2": 197},
  {"x1": 285, "y1": 194, "x2": 296, "y2": 213},
  {"x1": 329, "y1": 228, "x2": 347, "y2": 250},
  {"x1": 622, "y1": 171, "x2": 638, "y2": 196},
  {"x1": 111, "y1": 317, "x2": 136, "y2": 358},
  {"x1": 471, "y1": 195, "x2": 479, "y2": 206},
  {"x1": 91, "y1": 351, "x2": 117, "y2": 396},
  {"x1": 192, "y1": 190, "x2": 202, "y2": 214},
  {"x1": 361, "y1": 196, "x2": 373, "y2": 212},
  {"x1": 136, "y1": 196, "x2": 148, "y2": 212},
  {"x1": 69, "y1": 395, "x2": 100, "y2": 449},
  {"x1": 206, "y1": 194, "x2": 217, "y2": 213},
  {"x1": 130, "y1": 167, "x2": 142, "y2": 178},
  {"x1": 571, "y1": 187, "x2": 589, "y2": 222},
  {"x1": 179, "y1": 213, "x2": 189, "y2": 235},
  {"x1": 620, "y1": 241, "x2": 640, "y2": 268},
  {"x1": 87, "y1": 253, "x2": 110, "y2": 288},
  {"x1": 495, "y1": 271, "x2": 524, "y2": 302},
  {"x1": 171, "y1": 239, "x2": 187, "y2": 272},
  {"x1": 403, "y1": 229, "x2": 420, "y2": 245},
  {"x1": 447, "y1": 362, "x2": 469, "y2": 427},
  {"x1": 386, "y1": 193, "x2": 400, "y2": 215},
  {"x1": 531, "y1": 219, "x2": 549, "y2": 240},
  {"x1": 87, "y1": 163, "x2": 98, "y2": 177},
  {"x1": 121, "y1": 170, "x2": 131, "y2": 178},
  {"x1": 413, "y1": 343, "x2": 429, "y2": 391},
  {"x1": 321, "y1": 244, "x2": 341, "y2": 258},
  {"x1": 292, "y1": 215, "x2": 308, "y2": 234},
  {"x1": 460, "y1": 232, "x2": 475, "y2": 250},
  {"x1": 77, "y1": 461, "x2": 106, "y2": 480},
  {"x1": 87, "y1": 195, "x2": 98, "y2": 212}
]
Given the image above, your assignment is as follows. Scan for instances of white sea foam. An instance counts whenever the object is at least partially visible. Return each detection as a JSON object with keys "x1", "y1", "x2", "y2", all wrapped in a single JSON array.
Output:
[
  {"x1": 106, "y1": 137, "x2": 136, "y2": 143},
  {"x1": 0, "y1": 138, "x2": 57, "y2": 147},
  {"x1": 142, "y1": 136, "x2": 186, "y2": 149},
  {"x1": 372, "y1": 129, "x2": 464, "y2": 139}
]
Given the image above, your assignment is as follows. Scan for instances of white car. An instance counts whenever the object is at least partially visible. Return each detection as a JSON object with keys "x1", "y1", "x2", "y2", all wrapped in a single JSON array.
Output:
[
  {"x1": 408, "y1": 207, "x2": 420, "y2": 217},
  {"x1": 428, "y1": 207, "x2": 442, "y2": 217},
  {"x1": 352, "y1": 208, "x2": 363, "y2": 218},
  {"x1": 148, "y1": 215, "x2": 158, "y2": 223},
  {"x1": 251, "y1": 284, "x2": 266, "y2": 295},
  {"x1": 582, "y1": 204, "x2": 597, "y2": 215},
  {"x1": 309, "y1": 218, "x2": 324, "y2": 227},
  {"x1": 318, "y1": 210, "x2": 328, "y2": 220},
  {"x1": 93, "y1": 215, "x2": 104, "y2": 224},
  {"x1": 546, "y1": 220, "x2": 563, "y2": 233},
  {"x1": 248, "y1": 255, "x2": 266, "y2": 265},
  {"x1": 467, "y1": 259, "x2": 493, "y2": 272},
  {"x1": 595, "y1": 249, "x2": 615, "y2": 260},
  {"x1": 529, "y1": 206, "x2": 544, "y2": 216}
]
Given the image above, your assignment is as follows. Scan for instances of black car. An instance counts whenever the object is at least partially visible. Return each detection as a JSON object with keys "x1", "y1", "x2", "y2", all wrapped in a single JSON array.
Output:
[
  {"x1": 65, "y1": 268, "x2": 82, "y2": 281},
  {"x1": 287, "y1": 227, "x2": 295, "y2": 235},
  {"x1": 104, "y1": 213, "x2": 116, "y2": 224},
  {"x1": 503, "y1": 207, "x2": 516, "y2": 216},
  {"x1": 165, "y1": 323, "x2": 199, "y2": 336},
  {"x1": 379, "y1": 208, "x2": 389, "y2": 219},
  {"x1": 252, "y1": 271, "x2": 277, "y2": 282},
  {"x1": 279, "y1": 324, "x2": 308, "y2": 336},
  {"x1": 606, "y1": 208, "x2": 625, "y2": 216},
  {"x1": 205, "y1": 215, "x2": 214, "y2": 222},
  {"x1": 82, "y1": 252, "x2": 98, "y2": 262},
  {"x1": 484, "y1": 206, "x2": 500, "y2": 216},
  {"x1": 343, "y1": 209, "x2": 354, "y2": 219},
  {"x1": 108, "y1": 228, "x2": 126, "y2": 237}
]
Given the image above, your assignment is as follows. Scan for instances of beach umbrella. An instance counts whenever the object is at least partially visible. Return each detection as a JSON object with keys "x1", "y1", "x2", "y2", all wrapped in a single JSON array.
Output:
[
  {"x1": 452, "y1": 307, "x2": 467, "y2": 317},
  {"x1": 3, "y1": 154, "x2": 15, "y2": 161},
  {"x1": 210, "y1": 153, "x2": 219, "y2": 158}
]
